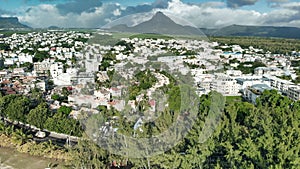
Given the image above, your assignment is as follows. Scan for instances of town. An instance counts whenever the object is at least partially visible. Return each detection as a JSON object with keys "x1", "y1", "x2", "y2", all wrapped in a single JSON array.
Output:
[
  {"x1": 1, "y1": 31, "x2": 300, "y2": 115},
  {"x1": 1, "y1": 30, "x2": 300, "y2": 168}
]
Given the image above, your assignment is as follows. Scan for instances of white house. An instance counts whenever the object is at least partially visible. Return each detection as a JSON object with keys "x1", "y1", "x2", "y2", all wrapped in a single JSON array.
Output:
[{"x1": 211, "y1": 73, "x2": 240, "y2": 96}]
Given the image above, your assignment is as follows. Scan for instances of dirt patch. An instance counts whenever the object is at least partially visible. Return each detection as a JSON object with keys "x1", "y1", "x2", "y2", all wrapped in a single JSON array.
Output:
[{"x1": 0, "y1": 147, "x2": 66, "y2": 169}]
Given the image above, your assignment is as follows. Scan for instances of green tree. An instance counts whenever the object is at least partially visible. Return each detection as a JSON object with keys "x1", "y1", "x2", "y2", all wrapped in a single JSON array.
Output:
[
  {"x1": 57, "y1": 106, "x2": 72, "y2": 116},
  {"x1": 12, "y1": 128, "x2": 32, "y2": 146},
  {"x1": 27, "y1": 102, "x2": 50, "y2": 129},
  {"x1": 5, "y1": 96, "x2": 30, "y2": 122}
]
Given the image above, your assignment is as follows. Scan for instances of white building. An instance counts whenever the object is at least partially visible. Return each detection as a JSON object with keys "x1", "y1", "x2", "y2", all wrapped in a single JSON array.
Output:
[
  {"x1": 286, "y1": 85, "x2": 300, "y2": 101},
  {"x1": 50, "y1": 62, "x2": 64, "y2": 78},
  {"x1": 263, "y1": 75, "x2": 294, "y2": 94},
  {"x1": 244, "y1": 84, "x2": 273, "y2": 104},
  {"x1": 194, "y1": 74, "x2": 214, "y2": 96},
  {"x1": 211, "y1": 74, "x2": 240, "y2": 96},
  {"x1": 226, "y1": 70, "x2": 242, "y2": 76},
  {"x1": 18, "y1": 54, "x2": 33, "y2": 63},
  {"x1": 34, "y1": 61, "x2": 52, "y2": 73},
  {"x1": 254, "y1": 67, "x2": 284, "y2": 76}
]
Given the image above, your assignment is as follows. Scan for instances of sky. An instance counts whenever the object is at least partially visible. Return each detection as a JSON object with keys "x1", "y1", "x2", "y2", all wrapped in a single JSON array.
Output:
[{"x1": 0, "y1": 0, "x2": 299, "y2": 28}]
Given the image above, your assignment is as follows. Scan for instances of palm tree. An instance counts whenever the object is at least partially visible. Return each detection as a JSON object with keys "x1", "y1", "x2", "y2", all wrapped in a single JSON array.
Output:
[
  {"x1": 3, "y1": 125, "x2": 14, "y2": 136},
  {"x1": 12, "y1": 128, "x2": 32, "y2": 146},
  {"x1": 0, "y1": 122, "x2": 5, "y2": 134}
]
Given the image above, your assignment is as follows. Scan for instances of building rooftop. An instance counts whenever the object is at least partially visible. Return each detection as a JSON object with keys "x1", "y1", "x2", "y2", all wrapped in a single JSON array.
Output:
[{"x1": 251, "y1": 84, "x2": 272, "y2": 93}]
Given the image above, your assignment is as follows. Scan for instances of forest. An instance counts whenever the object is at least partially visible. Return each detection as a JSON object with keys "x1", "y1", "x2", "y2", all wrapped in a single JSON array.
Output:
[
  {"x1": 210, "y1": 36, "x2": 300, "y2": 54},
  {"x1": 67, "y1": 90, "x2": 300, "y2": 169},
  {"x1": 0, "y1": 93, "x2": 83, "y2": 137},
  {"x1": 0, "y1": 85, "x2": 299, "y2": 168}
]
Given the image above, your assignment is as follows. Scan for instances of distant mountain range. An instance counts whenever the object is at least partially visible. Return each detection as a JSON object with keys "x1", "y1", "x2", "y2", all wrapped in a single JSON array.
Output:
[
  {"x1": 1, "y1": 15, "x2": 300, "y2": 39},
  {"x1": 0, "y1": 17, "x2": 30, "y2": 29},
  {"x1": 200, "y1": 25, "x2": 300, "y2": 39},
  {"x1": 109, "y1": 12, "x2": 300, "y2": 39},
  {"x1": 109, "y1": 12, "x2": 204, "y2": 36}
]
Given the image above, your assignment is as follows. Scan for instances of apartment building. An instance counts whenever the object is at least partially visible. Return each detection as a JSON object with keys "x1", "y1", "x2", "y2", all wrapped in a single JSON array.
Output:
[
  {"x1": 211, "y1": 74, "x2": 240, "y2": 96},
  {"x1": 263, "y1": 75, "x2": 294, "y2": 94},
  {"x1": 286, "y1": 85, "x2": 300, "y2": 101},
  {"x1": 244, "y1": 84, "x2": 273, "y2": 104}
]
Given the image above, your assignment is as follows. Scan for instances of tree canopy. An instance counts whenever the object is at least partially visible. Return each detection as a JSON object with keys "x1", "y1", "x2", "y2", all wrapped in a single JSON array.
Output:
[{"x1": 69, "y1": 90, "x2": 300, "y2": 168}]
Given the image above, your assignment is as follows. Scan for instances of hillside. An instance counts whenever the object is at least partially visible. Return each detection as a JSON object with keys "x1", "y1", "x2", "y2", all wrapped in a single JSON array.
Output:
[
  {"x1": 0, "y1": 17, "x2": 30, "y2": 29},
  {"x1": 110, "y1": 12, "x2": 204, "y2": 36},
  {"x1": 201, "y1": 25, "x2": 300, "y2": 39}
]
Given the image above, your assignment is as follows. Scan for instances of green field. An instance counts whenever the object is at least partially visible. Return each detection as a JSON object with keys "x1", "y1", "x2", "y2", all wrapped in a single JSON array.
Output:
[
  {"x1": 210, "y1": 36, "x2": 300, "y2": 54},
  {"x1": 225, "y1": 95, "x2": 243, "y2": 103},
  {"x1": 129, "y1": 33, "x2": 173, "y2": 40}
]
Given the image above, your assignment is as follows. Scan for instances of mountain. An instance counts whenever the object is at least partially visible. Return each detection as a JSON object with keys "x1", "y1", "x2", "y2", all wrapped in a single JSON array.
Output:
[
  {"x1": 0, "y1": 17, "x2": 30, "y2": 29},
  {"x1": 110, "y1": 12, "x2": 204, "y2": 36},
  {"x1": 48, "y1": 26, "x2": 63, "y2": 30},
  {"x1": 200, "y1": 25, "x2": 300, "y2": 39}
]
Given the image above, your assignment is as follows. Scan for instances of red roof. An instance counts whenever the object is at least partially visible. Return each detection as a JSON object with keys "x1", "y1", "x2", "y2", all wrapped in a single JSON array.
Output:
[
  {"x1": 67, "y1": 86, "x2": 73, "y2": 91},
  {"x1": 149, "y1": 100, "x2": 156, "y2": 107},
  {"x1": 110, "y1": 87, "x2": 119, "y2": 91},
  {"x1": 1, "y1": 80, "x2": 11, "y2": 84},
  {"x1": 108, "y1": 100, "x2": 117, "y2": 106}
]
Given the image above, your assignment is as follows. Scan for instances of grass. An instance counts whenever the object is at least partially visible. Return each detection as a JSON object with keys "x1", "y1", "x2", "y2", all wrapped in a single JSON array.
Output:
[
  {"x1": 88, "y1": 32, "x2": 135, "y2": 46},
  {"x1": 88, "y1": 34, "x2": 119, "y2": 46},
  {"x1": 225, "y1": 96, "x2": 243, "y2": 103},
  {"x1": 0, "y1": 30, "x2": 33, "y2": 37},
  {"x1": 209, "y1": 36, "x2": 300, "y2": 54},
  {"x1": 88, "y1": 31, "x2": 210, "y2": 46},
  {"x1": 0, "y1": 147, "x2": 66, "y2": 169},
  {"x1": 129, "y1": 33, "x2": 173, "y2": 40}
]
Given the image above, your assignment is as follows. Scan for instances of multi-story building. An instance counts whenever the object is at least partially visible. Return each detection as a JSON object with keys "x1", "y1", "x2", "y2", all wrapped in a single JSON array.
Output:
[
  {"x1": 263, "y1": 75, "x2": 294, "y2": 94},
  {"x1": 254, "y1": 67, "x2": 284, "y2": 76},
  {"x1": 34, "y1": 62, "x2": 51, "y2": 74},
  {"x1": 286, "y1": 85, "x2": 300, "y2": 101},
  {"x1": 244, "y1": 84, "x2": 273, "y2": 104},
  {"x1": 211, "y1": 74, "x2": 239, "y2": 96}
]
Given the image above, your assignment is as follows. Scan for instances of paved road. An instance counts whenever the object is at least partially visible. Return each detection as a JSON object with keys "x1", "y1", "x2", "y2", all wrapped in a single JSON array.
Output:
[{"x1": 1, "y1": 116, "x2": 79, "y2": 147}]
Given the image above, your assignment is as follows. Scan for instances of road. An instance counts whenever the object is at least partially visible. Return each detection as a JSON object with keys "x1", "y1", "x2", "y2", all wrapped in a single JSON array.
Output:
[{"x1": 1, "y1": 116, "x2": 79, "y2": 147}]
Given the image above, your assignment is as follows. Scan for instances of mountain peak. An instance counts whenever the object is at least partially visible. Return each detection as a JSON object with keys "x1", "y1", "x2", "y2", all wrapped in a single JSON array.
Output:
[
  {"x1": 150, "y1": 11, "x2": 175, "y2": 24},
  {"x1": 109, "y1": 11, "x2": 204, "y2": 36},
  {"x1": 0, "y1": 17, "x2": 30, "y2": 29},
  {"x1": 153, "y1": 11, "x2": 166, "y2": 17}
]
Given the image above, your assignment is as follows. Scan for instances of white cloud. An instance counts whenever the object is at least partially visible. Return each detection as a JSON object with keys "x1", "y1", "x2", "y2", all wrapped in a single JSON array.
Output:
[
  {"x1": 280, "y1": 2, "x2": 300, "y2": 9},
  {"x1": 113, "y1": 9, "x2": 121, "y2": 16},
  {"x1": 158, "y1": 0, "x2": 264, "y2": 28},
  {"x1": 16, "y1": 0, "x2": 300, "y2": 28},
  {"x1": 19, "y1": 3, "x2": 122, "y2": 28},
  {"x1": 158, "y1": 0, "x2": 300, "y2": 28},
  {"x1": 19, "y1": 4, "x2": 68, "y2": 28}
]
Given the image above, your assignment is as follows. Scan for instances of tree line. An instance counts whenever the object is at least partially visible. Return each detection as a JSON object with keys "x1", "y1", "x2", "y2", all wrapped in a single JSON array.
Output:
[
  {"x1": 211, "y1": 36, "x2": 300, "y2": 55},
  {"x1": 0, "y1": 93, "x2": 82, "y2": 137},
  {"x1": 68, "y1": 90, "x2": 300, "y2": 168}
]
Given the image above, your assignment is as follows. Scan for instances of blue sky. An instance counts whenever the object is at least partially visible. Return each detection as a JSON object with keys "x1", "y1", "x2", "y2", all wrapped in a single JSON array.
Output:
[
  {"x1": 0, "y1": 0, "x2": 270, "y2": 11},
  {"x1": 0, "y1": 0, "x2": 299, "y2": 28}
]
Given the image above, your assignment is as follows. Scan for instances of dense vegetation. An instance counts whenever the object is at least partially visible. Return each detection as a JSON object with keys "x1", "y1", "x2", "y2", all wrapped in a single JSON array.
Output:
[
  {"x1": 128, "y1": 69, "x2": 158, "y2": 100},
  {"x1": 293, "y1": 69, "x2": 300, "y2": 84},
  {"x1": 210, "y1": 36, "x2": 300, "y2": 54},
  {"x1": 236, "y1": 61, "x2": 266, "y2": 74},
  {"x1": 0, "y1": 94, "x2": 83, "y2": 136},
  {"x1": 0, "y1": 122, "x2": 69, "y2": 155},
  {"x1": 129, "y1": 33, "x2": 173, "y2": 40},
  {"x1": 33, "y1": 51, "x2": 51, "y2": 62},
  {"x1": 67, "y1": 90, "x2": 300, "y2": 168},
  {"x1": 115, "y1": 40, "x2": 134, "y2": 52},
  {"x1": 99, "y1": 51, "x2": 116, "y2": 71},
  {"x1": 0, "y1": 42, "x2": 10, "y2": 51}
]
